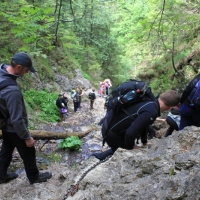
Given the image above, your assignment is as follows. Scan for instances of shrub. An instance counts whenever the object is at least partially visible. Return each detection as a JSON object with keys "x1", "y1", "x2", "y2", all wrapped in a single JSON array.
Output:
[
  {"x1": 58, "y1": 136, "x2": 82, "y2": 151},
  {"x1": 23, "y1": 89, "x2": 60, "y2": 122}
]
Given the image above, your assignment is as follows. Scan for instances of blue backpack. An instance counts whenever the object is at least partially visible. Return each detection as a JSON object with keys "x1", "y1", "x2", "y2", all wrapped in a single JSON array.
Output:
[{"x1": 189, "y1": 80, "x2": 200, "y2": 110}]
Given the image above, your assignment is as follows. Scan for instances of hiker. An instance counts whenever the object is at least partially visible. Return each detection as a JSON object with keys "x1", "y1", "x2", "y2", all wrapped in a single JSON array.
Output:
[
  {"x1": 88, "y1": 89, "x2": 96, "y2": 109},
  {"x1": 157, "y1": 106, "x2": 180, "y2": 137},
  {"x1": 78, "y1": 86, "x2": 84, "y2": 108},
  {"x1": 92, "y1": 90, "x2": 180, "y2": 160},
  {"x1": 179, "y1": 74, "x2": 200, "y2": 130},
  {"x1": 62, "y1": 93, "x2": 69, "y2": 117},
  {"x1": 56, "y1": 93, "x2": 67, "y2": 122},
  {"x1": 103, "y1": 81, "x2": 109, "y2": 96},
  {"x1": 103, "y1": 78, "x2": 112, "y2": 95},
  {"x1": 0, "y1": 52, "x2": 52, "y2": 184},
  {"x1": 72, "y1": 87, "x2": 80, "y2": 112},
  {"x1": 99, "y1": 82, "x2": 105, "y2": 98}
]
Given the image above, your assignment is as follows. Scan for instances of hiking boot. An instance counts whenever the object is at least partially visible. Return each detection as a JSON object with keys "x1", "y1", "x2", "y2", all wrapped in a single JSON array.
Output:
[
  {"x1": 0, "y1": 172, "x2": 18, "y2": 184},
  {"x1": 30, "y1": 172, "x2": 52, "y2": 184},
  {"x1": 91, "y1": 149, "x2": 114, "y2": 161}
]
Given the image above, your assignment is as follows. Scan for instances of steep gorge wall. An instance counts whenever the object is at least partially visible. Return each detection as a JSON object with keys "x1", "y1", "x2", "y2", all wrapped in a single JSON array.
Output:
[{"x1": 19, "y1": 68, "x2": 92, "y2": 93}]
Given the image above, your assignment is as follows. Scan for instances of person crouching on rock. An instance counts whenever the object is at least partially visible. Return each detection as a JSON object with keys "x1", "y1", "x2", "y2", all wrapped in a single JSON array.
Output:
[{"x1": 91, "y1": 90, "x2": 180, "y2": 161}]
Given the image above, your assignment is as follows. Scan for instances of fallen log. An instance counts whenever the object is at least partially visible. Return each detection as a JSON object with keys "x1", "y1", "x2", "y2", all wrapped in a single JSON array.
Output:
[{"x1": 0, "y1": 129, "x2": 93, "y2": 140}]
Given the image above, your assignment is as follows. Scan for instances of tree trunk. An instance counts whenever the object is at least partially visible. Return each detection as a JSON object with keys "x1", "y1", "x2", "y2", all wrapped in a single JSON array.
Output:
[{"x1": 0, "y1": 129, "x2": 93, "y2": 140}]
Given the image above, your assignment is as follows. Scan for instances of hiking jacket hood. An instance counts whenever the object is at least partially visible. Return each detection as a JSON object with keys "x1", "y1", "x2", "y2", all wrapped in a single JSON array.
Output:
[{"x1": 0, "y1": 64, "x2": 31, "y2": 140}]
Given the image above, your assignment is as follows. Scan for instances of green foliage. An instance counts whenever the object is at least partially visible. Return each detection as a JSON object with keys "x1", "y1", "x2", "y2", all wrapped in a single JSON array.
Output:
[
  {"x1": 36, "y1": 151, "x2": 62, "y2": 164},
  {"x1": 58, "y1": 136, "x2": 82, "y2": 151},
  {"x1": 48, "y1": 152, "x2": 62, "y2": 163},
  {"x1": 169, "y1": 168, "x2": 175, "y2": 177},
  {"x1": 23, "y1": 89, "x2": 59, "y2": 122},
  {"x1": 1, "y1": 0, "x2": 200, "y2": 93},
  {"x1": 1, "y1": 1, "x2": 55, "y2": 56}
]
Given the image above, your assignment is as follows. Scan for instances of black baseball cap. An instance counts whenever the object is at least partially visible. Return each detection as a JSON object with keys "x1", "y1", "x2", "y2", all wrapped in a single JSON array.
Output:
[{"x1": 12, "y1": 52, "x2": 37, "y2": 73}]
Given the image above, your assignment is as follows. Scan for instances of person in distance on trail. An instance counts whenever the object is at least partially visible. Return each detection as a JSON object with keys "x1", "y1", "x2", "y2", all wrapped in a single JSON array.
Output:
[
  {"x1": 72, "y1": 87, "x2": 80, "y2": 112},
  {"x1": 62, "y1": 93, "x2": 69, "y2": 117},
  {"x1": 103, "y1": 78, "x2": 112, "y2": 96},
  {"x1": 92, "y1": 90, "x2": 180, "y2": 160},
  {"x1": 0, "y1": 52, "x2": 52, "y2": 184},
  {"x1": 179, "y1": 74, "x2": 200, "y2": 130},
  {"x1": 88, "y1": 89, "x2": 96, "y2": 109},
  {"x1": 56, "y1": 93, "x2": 67, "y2": 122},
  {"x1": 99, "y1": 82, "x2": 105, "y2": 98},
  {"x1": 78, "y1": 86, "x2": 84, "y2": 109}
]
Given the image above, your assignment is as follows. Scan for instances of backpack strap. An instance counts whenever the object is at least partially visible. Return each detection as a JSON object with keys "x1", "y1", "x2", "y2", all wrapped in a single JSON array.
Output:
[{"x1": 121, "y1": 107, "x2": 136, "y2": 121}]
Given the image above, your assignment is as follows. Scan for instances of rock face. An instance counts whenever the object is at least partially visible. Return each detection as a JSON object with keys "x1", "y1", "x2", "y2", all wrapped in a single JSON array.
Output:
[
  {"x1": 54, "y1": 69, "x2": 92, "y2": 92},
  {"x1": 69, "y1": 126, "x2": 200, "y2": 200},
  {"x1": 21, "y1": 68, "x2": 92, "y2": 92}
]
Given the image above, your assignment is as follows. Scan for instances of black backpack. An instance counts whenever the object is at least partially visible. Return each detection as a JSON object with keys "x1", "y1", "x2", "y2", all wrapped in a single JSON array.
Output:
[
  {"x1": 101, "y1": 79, "x2": 156, "y2": 144},
  {"x1": 0, "y1": 79, "x2": 18, "y2": 129},
  {"x1": 105, "y1": 79, "x2": 156, "y2": 112},
  {"x1": 88, "y1": 92, "x2": 95, "y2": 100}
]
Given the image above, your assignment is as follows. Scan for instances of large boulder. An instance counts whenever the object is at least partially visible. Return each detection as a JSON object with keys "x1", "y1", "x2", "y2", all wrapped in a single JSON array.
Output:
[{"x1": 68, "y1": 126, "x2": 200, "y2": 200}]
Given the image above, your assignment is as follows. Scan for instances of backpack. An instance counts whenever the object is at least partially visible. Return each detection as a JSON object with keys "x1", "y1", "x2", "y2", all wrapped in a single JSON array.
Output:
[
  {"x1": 189, "y1": 80, "x2": 200, "y2": 110},
  {"x1": 105, "y1": 79, "x2": 156, "y2": 112},
  {"x1": 101, "y1": 79, "x2": 156, "y2": 145},
  {"x1": 56, "y1": 98, "x2": 60, "y2": 107},
  {"x1": 88, "y1": 92, "x2": 95, "y2": 100},
  {"x1": 167, "y1": 110, "x2": 180, "y2": 127},
  {"x1": 0, "y1": 79, "x2": 18, "y2": 129},
  {"x1": 70, "y1": 90, "x2": 76, "y2": 99}
]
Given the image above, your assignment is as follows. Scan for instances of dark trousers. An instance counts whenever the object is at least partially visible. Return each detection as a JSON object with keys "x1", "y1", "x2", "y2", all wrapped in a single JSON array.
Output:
[
  {"x1": 0, "y1": 131, "x2": 39, "y2": 182},
  {"x1": 148, "y1": 125, "x2": 155, "y2": 139},
  {"x1": 79, "y1": 97, "x2": 81, "y2": 107},
  {"x1": 165, "y1": 116, "x2": 178, "y2": 137},
  {"x1": 90, "y1": 100, "x2": 94, "y2": 109},
  {"x1": 104, "y1": 130, "x2": 147, "y2": 152},
  {"x1": 179, "y1": 103, "x2": 200, "y2": 130},
  {"x1": 73, "y1": 101, "x2": 79, "y2": 112},
  {"x1": 106, "y1": 87, "x2": 109, "y2": 95}
]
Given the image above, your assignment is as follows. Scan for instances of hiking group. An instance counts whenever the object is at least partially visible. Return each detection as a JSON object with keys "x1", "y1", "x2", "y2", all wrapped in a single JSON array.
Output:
[{"x1": 1, "y1": 52, "x2": 200, "y2": 186}]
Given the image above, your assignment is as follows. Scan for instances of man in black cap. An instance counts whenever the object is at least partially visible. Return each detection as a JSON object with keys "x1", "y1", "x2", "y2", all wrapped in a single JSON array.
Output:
[{"x1": 0, "y1": 52, "x2": 52, "y2": 184}]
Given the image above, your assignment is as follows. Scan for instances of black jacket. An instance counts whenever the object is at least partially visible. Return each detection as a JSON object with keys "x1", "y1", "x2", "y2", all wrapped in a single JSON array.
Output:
[
  {"x1": 0, "y1": 64, "x2": 31, "y2": 140},
  {"x1": 180, "y1": 74, "x2": 200, "y2": 106},
  {"x1": 56, "y1": 98, "x2": 65, "y2": 109},
  {"x1": 105, "y1": 100, "x2": 160, "y2": 149}
]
